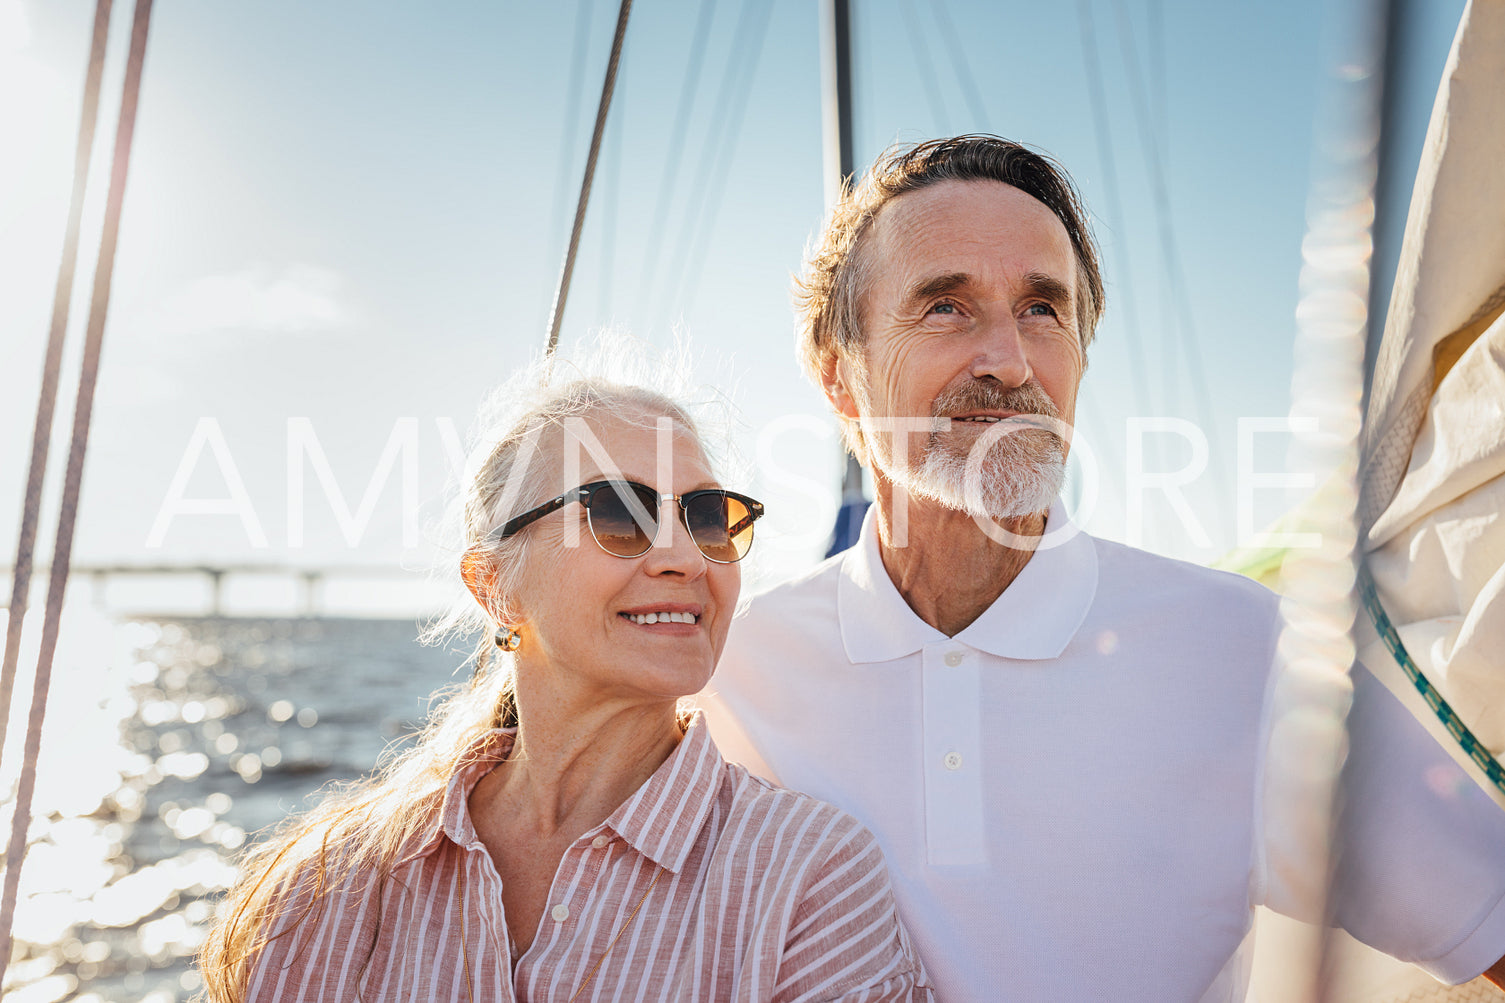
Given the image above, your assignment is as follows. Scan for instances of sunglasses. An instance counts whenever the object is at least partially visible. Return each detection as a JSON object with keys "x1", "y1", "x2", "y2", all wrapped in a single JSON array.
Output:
[{"x1": 496, "y1": 479, "x2": 765, "y2": 563}]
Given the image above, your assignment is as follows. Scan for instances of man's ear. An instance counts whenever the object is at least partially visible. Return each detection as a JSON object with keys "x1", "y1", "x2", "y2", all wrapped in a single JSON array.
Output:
[{"x1": 820, "y1": 352, "x2": 861, "y2": 420}]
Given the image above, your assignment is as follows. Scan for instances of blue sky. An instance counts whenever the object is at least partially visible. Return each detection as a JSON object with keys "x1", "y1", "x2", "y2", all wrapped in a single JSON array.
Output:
[{"x1": 0, "y1": 0, "x2": 1469, "y2": 602}]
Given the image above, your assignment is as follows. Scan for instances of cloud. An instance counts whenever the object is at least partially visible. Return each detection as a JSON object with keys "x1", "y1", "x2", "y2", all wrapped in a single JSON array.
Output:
[{"x1": 147, "y1": 264, "x2": 349, "y2": 336}]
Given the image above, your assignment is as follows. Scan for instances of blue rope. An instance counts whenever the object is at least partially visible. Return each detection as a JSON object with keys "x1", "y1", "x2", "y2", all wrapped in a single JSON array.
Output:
[{"x1": 1358, "y1": 568, "x2": 1505, "y2": 795}]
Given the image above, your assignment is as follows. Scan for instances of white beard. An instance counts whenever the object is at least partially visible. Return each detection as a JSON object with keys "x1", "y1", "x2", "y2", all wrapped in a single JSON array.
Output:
[{"x1": 883, "y1": 420, "x2": 1066, "y2": 521}]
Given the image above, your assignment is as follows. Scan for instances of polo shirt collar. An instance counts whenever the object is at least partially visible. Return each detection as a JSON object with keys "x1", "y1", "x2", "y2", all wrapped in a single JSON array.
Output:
[{"x1": 838, "y1": 498, "x2": 1099, "y2": 662}]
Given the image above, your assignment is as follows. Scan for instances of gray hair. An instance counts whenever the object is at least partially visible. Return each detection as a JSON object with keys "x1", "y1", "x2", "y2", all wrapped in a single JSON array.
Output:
[{"x1": 422, "y1": 341, "x2": 727, "y2": 716}]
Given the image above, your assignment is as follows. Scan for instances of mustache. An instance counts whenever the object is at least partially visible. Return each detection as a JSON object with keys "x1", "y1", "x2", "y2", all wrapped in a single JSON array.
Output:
[{"x1": 930, "y1": 380, "x2": 1060, "y2": 421}]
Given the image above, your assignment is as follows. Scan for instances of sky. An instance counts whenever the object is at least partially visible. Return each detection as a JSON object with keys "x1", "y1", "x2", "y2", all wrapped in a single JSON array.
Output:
[{"x1": 0, "y1": 0, "x2": 1470, "y2": 611}]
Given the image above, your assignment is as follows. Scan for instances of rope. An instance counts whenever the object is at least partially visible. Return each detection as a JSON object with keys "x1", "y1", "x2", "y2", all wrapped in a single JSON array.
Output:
[
  {"x1": 597, "y1": 55, "x2": 626, "y2": 312},
  {"x1": 1358, "y1": 570, "x2": 1505, "y2": 797},
  {"x1": 543, "y1": 0, "x2": 598, "y2": 308},
  {"x1": 544, "y1": 0, "x2": 634, "y2": 357},
  {"x1": 0, "y1": 0, "x2": 114, "y2": 781},
  {"x1": 0, "y1": 0, "x2": 154, "y2": 980}
]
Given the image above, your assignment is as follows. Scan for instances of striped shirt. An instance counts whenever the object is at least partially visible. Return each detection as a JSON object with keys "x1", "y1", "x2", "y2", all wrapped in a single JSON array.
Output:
[{"x1": 245, "y1": 713, "x2": 932, "y2": 1001}]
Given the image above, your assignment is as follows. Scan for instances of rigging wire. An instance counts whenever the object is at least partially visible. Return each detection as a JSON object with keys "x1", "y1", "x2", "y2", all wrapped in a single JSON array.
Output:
[
  {"x1": 597, "y1": 53, "x2": 626, "y2": 313},
  {"x1": 1109, "y1": 1, "x2": 1181, "y2": 411},
  {"x1": 634, "y1": 0, "x2": 719, "y2": 323},
  {"x1": 544, "y1": 0, "x2": 634, "y2": 356},
  {"x1": 651, "y1": 0, "x2": 760, "y2": 323},
  {"x1": 653, "y1": 0, "x2": 773, "y2": 324},
  {"x1": 1146, "y1": 0, "x2": 1168, "y2": 152},
  {"x1": 0, "y1": 0, "x2": 114, "y2": 776},
  {"x1": 0, "y1": 0, "x2": 155, "y2": 980},
  {"x1": 544, "y1": 0, "x2": 598, "y2": 303},
  {"x1": 1140, "y1": 0, "x2": 1175, "y2": 407},
  {"x1": 1109, "y1": 0, "x2": 1229, "y2": 502},
  {"x1": 669, "y1": 2, "x2": 775, "y2": 318},
  {"x1": 1074, "y1": 0, "x2": 1152, "y2": 419},
  {"x1": 928, "y1": 0, "x2": 992, "y2": 132},
  {"x1": 898, "y1": 0, "x2": 951, "y2": 133}
]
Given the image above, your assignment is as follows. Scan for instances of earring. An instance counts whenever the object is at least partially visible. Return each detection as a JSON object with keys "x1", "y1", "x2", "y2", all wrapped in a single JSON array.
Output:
[{"x1": 494, "y1": 626, "x2": 522, "y2": 651}]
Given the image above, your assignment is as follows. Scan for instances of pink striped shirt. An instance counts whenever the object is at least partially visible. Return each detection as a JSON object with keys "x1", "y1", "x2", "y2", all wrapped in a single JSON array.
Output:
[{"x1": 244, "y1": 714, "x2": 932, "y2": 1001}]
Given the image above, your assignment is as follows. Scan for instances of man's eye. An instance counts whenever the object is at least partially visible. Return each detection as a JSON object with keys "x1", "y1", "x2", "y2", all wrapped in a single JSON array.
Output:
[
  {"x1": 928, "y1": 301, "x2": 958, "y2": 315},
  {"x1": 1025, "y1": 303, "x2": 1057, "y2": 317}
]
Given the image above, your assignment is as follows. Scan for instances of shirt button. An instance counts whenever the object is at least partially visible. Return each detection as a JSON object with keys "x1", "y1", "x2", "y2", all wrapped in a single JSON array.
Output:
[
  {"x1": 591, "y1": 835, "x2": 609, "y2": 849},
  {"x1": 944, "y1": 651, "x2": 963, "y2": 667},
  {"x1": 943, "y1": 752, "x2": 963, "y2": 771},
  {"x1": 551, "y1": 904, "x2": 570, "y2": 922}
]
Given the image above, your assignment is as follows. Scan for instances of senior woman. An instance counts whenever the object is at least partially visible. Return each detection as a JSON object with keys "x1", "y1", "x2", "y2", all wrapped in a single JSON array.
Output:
[{"x1": 199, "y1": 375, "x2": 931, "y2": 1001}]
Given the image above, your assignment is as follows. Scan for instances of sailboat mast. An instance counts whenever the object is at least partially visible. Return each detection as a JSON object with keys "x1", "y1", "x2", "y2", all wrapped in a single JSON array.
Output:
[
  {"x1": 821, "y1": 0, "x2": 855, "y2": 208},
  {"x1": 820, "y1": 0, "x2": 868, "y2": 519}
]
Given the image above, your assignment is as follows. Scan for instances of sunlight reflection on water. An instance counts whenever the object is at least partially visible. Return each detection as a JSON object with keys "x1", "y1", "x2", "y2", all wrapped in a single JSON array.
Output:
[{"x1": 1, "y1": 607, "x2": 462, "y2": 1001}]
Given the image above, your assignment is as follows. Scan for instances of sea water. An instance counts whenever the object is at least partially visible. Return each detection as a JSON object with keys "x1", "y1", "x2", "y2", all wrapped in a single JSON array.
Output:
[{"x1": 0, "y1": 607, "x2": 464, "y2": 1003}]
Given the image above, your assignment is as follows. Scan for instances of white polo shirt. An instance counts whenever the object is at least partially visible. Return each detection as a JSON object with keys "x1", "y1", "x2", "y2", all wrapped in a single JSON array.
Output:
[{"x1": 701, "y1": 503, "x2": 1505, "y2": 1001}]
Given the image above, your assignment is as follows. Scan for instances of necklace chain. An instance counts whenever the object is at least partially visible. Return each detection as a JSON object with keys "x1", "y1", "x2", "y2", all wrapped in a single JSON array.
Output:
[{"x1": 568, "y1": 864, "x2": 663, "y2": 1001}]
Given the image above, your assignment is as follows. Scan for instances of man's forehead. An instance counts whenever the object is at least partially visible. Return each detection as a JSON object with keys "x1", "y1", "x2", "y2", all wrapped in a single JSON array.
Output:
[
  {"x1": 875, "y1": 179, "x2": 1065, "y2": 245},
  {"x1": 866, "y1": 179, "x2": 1076, "y2": 288}
]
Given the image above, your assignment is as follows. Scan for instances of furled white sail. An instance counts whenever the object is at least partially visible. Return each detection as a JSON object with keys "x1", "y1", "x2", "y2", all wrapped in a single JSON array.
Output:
[{"x1": 1359, "y1": 0, "x2": 1505, "y2": 778}]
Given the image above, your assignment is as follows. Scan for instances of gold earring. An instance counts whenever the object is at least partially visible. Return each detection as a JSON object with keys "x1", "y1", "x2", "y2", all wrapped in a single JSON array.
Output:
[{"x1": 494, "y1": 626, "x2": 522, "y2": 651}]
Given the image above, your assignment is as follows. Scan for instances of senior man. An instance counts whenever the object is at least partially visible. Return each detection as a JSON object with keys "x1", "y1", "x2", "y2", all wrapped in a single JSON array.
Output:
[{"x1": 701, "y1": 135, "x2": 1505, "y2": 1001}]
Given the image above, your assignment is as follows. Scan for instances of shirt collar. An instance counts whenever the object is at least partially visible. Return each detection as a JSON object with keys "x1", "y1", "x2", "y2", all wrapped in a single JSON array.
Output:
[
  {"x1": 603, "y1": 710, "x2": 723, "y2": 874},
  {"x1": 838, "y1": 497, "x2": 1099, "y2": 662},
  {"x1": 401, "y1": 712, "x2": 725, "y2": 876},
  {"x1": 398, "y1": 727, "x2": 516, "y2": 867}
]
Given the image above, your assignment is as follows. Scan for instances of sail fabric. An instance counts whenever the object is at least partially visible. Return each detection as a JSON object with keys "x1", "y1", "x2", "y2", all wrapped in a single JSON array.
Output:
[{"x1": 1360, "y1": 0, "x2": 1505, "y2": 756}]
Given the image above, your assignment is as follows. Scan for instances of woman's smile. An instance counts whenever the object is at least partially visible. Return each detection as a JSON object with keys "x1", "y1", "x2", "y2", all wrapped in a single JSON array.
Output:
[{"x1": 617, "y1": 602, "x2": 703, "y2": 631}]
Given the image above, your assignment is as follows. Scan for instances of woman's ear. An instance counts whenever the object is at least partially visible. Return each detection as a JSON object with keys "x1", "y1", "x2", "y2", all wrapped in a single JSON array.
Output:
[{"x1": 460, "y1": 546, "x2": 500, "y2": 615}]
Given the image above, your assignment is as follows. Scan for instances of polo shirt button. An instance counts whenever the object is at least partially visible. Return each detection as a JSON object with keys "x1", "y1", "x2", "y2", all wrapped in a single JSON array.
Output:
[
  {"x1": 591, "y1": 835, "x2": 609, "y2": 849},
  {"x1": 944, "y1": 751, "x2": 963, "y2": 771},
  {"x1": 551, "y1": 904, "x2": 570, "y2": 922},
  {"x1": 944, "y1": 651, "x2": 963, "y2": 667}
]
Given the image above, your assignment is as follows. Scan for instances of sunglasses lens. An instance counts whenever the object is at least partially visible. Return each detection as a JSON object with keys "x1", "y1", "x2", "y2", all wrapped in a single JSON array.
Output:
[
  {"x1": 587, "y1": 482, "x2": 659, "y2": 557},
  {"x1": 685, "y1": 492, "x2": 755, "y2": 563}
]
